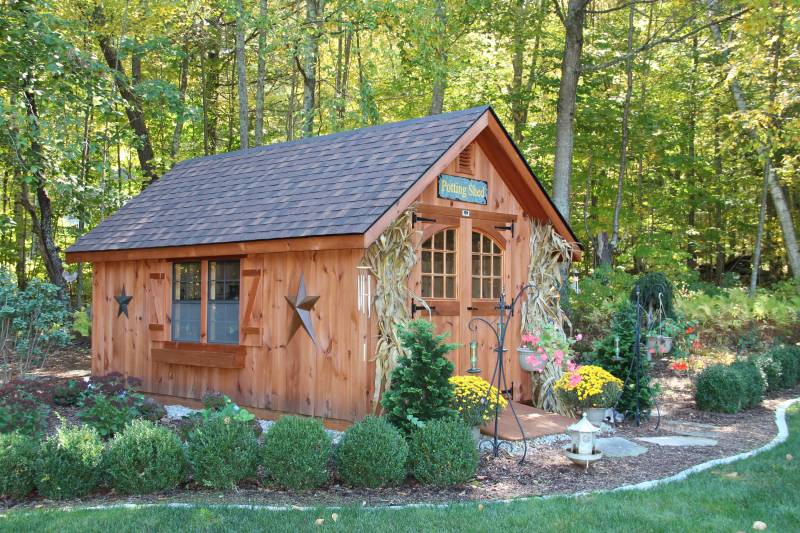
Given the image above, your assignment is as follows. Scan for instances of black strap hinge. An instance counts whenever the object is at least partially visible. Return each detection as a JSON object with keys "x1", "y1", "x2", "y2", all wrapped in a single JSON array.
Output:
[
  {"x1": 411, "y1": 302, "x2": 434, "y2": 317},
  {"x1": 412, "y1": 212, "x2": 437, "y2": 226},
  {"x1": 494, "y1": 221, "x2": 515, "y2": 237}
]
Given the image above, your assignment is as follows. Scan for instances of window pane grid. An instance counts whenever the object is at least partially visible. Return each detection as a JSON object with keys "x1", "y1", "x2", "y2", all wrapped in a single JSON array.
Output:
[
  {"x1": 471, "y1": 232, "x2": 502, "y2": 300},
  {"x1": 420, "y1": 229, "x2": 457, "y2": 299},
  {"x1": 208, "y1": 260, "x2": 240, "y2": 344},
  {"x1": 173, "y1": 262, "x2": 201, "y2": 342}
]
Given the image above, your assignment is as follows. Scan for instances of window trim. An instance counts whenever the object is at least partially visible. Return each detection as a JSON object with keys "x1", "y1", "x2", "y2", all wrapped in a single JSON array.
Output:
[
  {"x1": 170, "y1": 258, "x2": 242, "y2": 346},
  {"x1": 171, "y1": 261, "x2": 202, "y2": 343},
  {"x1": 420, "y1": 227, "x2": 459, "y2": 300},
  {"x1": 470, "y1": 230, "x2": 505, "y2": 301}
]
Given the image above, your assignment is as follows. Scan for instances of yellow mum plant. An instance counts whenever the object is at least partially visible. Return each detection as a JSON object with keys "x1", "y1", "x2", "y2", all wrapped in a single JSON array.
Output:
[
  {"x1": 449, "y1": 375, "x2": 508, "y2": 426},
  {"x1": 554, "y1": 365, "x2": 622, "y2": 410}
]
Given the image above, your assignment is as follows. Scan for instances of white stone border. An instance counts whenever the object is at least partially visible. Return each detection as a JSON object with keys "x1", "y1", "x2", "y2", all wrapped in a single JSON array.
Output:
[{"x1": 33, "y1": 397, "x2": 800, "y2": 515}]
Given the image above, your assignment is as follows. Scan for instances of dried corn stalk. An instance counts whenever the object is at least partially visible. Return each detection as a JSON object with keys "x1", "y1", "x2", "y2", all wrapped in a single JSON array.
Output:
[
  {"x1": 521, "y1": 220, "x2": 574, "y2": 415},
  {"x1": 361, "y1": 209, "x2": 419, "y2": 411}
]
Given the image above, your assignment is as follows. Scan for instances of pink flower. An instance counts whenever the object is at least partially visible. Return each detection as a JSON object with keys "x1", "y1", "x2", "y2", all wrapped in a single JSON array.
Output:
[
  {"x1": 530, "y1": 336, "x2": 540, "y2": 345},
  {"x1": 554, "y1": 350, "x2": 564, "y2": 359},
  {"x1": 537, "y1": 347, "x2": 545, "y2": 353},
  {"x1": 569, "y1": 373, "x2": 582, "y2": 386},
  {"x1": 539, "y1": 353, "x2": 548, "y2": 361},
  {"x1": 521, "y1": 334, "x2": 535, "y2": 344},
  {"x1": 648, "y1": 348, "x2": 656, "y2": 354},
  {"x1": 575, "y1": 333, "x2": 583, "y2": 341},
  {"x1": 567, "y1": 361, "x2": 577, "y2": 372}
]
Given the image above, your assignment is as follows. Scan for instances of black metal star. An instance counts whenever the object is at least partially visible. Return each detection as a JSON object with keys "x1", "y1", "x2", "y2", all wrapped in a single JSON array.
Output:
[
  {"x1": 285, "y1": 273, "x2": 320, "y2": 347},
  {"x1": 115, "y1": 286, "x2": 133, "y2": 318}
]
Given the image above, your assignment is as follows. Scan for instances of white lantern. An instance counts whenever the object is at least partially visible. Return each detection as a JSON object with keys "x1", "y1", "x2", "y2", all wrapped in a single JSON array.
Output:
[{"x1": 567, "y1": 413, "x2": 600, "y2": 456}]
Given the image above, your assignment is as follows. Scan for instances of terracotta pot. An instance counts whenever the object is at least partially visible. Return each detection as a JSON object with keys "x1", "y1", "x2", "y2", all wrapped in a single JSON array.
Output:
[{"x1": 518, "y1": 347, "x2": 537, "y2": 372}]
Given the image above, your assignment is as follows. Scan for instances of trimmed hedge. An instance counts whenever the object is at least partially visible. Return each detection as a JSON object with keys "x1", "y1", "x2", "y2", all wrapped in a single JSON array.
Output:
[
  {"x1": 769, "y1": 345, "x2": 800, "y2": 389},
  {"x1": 409, "y1": 418, "x2": 478, "y2": 487},
  {"x1": 335, "y1": 416, "x2": 408, "y2": 488},
  {"x1": 261, "y1": 416, "x2": 331, "y2": 490},
  {"x1": 105, "y1": 419, "x2": 187, "y2": 495},
  {"x1": 695, "y1": 360, "x2": 766, "y2": 414},
  {"x1": 36, "y1": 424, "x2": 104, "y2": 500},
  {"x1": 730, "y1": 360, "x2": 765, "y2": 409},
  {"x1": 0, "y1": 432, "x2": 39, "y2": 499},
  {"x1": 187, "y1": 415, "x2": 259, "y2": 489}
]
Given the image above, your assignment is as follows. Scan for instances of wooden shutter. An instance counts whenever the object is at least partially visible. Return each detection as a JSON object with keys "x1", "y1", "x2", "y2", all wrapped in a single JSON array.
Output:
[
  {"x1": 147, "y1": 262, "x2": 169, "y2": 342},
  {"x1": 239, "y1": 256, "x2": 263, "y2": 346}
]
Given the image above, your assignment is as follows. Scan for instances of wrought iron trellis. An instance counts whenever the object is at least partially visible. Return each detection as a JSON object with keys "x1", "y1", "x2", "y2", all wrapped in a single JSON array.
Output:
[{"x1": 468, "y1": 283, "x2": 538, "y2": 463}]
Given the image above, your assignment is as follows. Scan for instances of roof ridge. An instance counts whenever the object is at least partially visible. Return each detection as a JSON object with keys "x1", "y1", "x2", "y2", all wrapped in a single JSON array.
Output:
[{"x1": 173, "y1": 105, "x2": 490, "y2": 169}]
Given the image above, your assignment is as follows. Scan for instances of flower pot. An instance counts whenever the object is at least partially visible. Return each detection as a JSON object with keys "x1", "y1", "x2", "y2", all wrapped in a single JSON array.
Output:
[
  {"x1": 471, "y1": 426, "x2": 482, "y2": 446},
  {"x1": 646, "y1": 335, "x2": 673, "y2": 358},
  {"x1": 518, "y1": 347, "x2": 538, "y2": 372},
  {"x1": 584, "y1": 407, "x2": 607, "y2": 427}
]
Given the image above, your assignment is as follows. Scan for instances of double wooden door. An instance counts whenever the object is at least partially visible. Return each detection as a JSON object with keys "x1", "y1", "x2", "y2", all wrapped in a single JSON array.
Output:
[{"x1": 409, "y1": 207, "x2": 520, "y2": 391}]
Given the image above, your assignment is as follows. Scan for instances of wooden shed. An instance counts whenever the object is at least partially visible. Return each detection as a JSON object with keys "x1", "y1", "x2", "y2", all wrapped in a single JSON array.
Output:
[{"x1": 66, "y1": 106, "x2": 580, "y2": 426}]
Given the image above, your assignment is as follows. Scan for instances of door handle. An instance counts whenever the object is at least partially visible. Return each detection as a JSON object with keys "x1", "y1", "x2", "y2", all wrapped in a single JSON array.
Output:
[{"x1": 466, "y1": 306, "x2": 478, "y2": 311}]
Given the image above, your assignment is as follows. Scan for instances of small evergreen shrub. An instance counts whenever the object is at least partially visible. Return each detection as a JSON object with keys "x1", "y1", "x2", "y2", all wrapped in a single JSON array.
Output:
[
  {"x1": 0, "y1": 432, "x2": 39, "y2": 499},
  {"x1": 334, "y1": 416, "x2": 407, "y2": 488},
  {"x1": 53, "y1": 379, "x2": 87, "y2": 406},
  {"x1": 695, "y1": 364, "x2": 749, "y2": 413},
  {"x1": 77, "y1": 393, "x2": 139, "y2": 438},
  {"x1": 730, "y1": 360, "x2": 765, "y2": 409},
  {"x1": 36, "y1": 424, "x2": 104, "y2": 499},
  {"x1": 105, "y1": 419, "x2": 187, "y2": 495},
  {"x1": 408, "y1": 418, "x2": 478, "y2": 487},
  {"x1": 381, "y1": 320, "x2": 458, "y2": 434},
  {"x1": 769, "y1": 344, "x2": 800, "y2": 389},
  {"x1": 261, "y1": 416, "x2": 331, "y2": 490},
  {"x1": 749, "y1": 352, "x2": 783, "y2": 393},
  {"x1": 187, "y1": 415, "x2": 258, "y2": 489}
]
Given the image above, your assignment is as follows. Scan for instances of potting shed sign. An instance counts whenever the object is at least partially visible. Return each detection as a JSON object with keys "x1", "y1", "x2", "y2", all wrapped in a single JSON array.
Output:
[{"x1": 437, "y1": 174, "x2": 488, "y2": 205}]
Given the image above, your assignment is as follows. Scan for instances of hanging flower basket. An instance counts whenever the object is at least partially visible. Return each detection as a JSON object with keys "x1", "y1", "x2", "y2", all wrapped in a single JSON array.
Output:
[
  {"x1": 645, "y1": 335, "x2": 673, "y2": 358},
  {"x1": 518, "y1": 347, "x2": 537, "y2": 372}
]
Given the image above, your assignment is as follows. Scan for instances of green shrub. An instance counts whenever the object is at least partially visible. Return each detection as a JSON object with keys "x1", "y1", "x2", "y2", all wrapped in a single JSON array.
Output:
[
  {"x1": 0, "y1": 432, "x2": 39, "y2": 499},
  {"x1": 695, "y1": 364, "x2": 751, "y2": 414},
  {"x1": 769, "y1": 344, "x2": 800, "y2": 389},
  {"x1": 334, "y1": 416, "x2": 407, "y2": 488},
  {"x1": 633, "y1": 272, "x2": 675, "y2": 319},
  {"x1": 750, "y1": 352, "x2": 783, "y2": 393},
  {"x1": 77, "y1": 393, "x2": 139, "y2": 438},
  {"x1": 261, "y1": 416, "x2": 331, "y2": 490},
  {"x1": 408, "y1": 418, "x2": 478, "y2": 487},
  {"x1": 187, "y1": 415, "x2": 258, "y2": 489},
  {"x1": 36, "y1": 424, "x2": 104, "y2": 499},
  {"x1": 381, "y1": 320, "x2": 458, "y2": 434},
  {"x1": 730, "y1": 360, "x2": 765, "y2": 409},
  {"x1": 53, "y1": 379, "x2": 87, "y2": 406},
  {"x1": 104, "y1": 419, "x2": 187, "y2": 495}
]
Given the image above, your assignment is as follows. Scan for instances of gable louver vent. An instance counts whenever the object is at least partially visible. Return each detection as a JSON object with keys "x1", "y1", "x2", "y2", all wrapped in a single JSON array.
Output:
[{"x1": 456, "y1": 144, "x2": 475, "y2": 175}]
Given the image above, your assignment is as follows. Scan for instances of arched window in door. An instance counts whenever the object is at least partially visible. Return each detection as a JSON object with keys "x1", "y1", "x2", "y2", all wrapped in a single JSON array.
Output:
[
  {"x1": 421, "y1": 228, "x2": 457, "y2": 299},
  {"x1": 471, "y1": 231, "x2": 503, "y2": 299}
]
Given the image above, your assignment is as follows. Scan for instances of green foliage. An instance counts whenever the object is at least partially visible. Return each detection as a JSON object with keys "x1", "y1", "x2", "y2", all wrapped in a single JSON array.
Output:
[
  {"x1": 768, "y1": 344, "x2": 800, "y2": 389},
  {"x1": 261, "y1": 416, "x2": 332, "y2": 490},
  {"x1": 334, "y1": 416, "x2": 408, "y2": 488},
  {"x1": 0, "y1": 272, "x2": 72, "y2": 380},
  {"x1": 0, "y1": 431, "x2": 39, "y2": 499},
  {"x1": 633, "y1": 272, "x2": 675, "y2": 320},
  {"x1": 53, "y1": 379, "x2": 88, "y2": 407},
  {"x1": 695, "y1": 361, "x2": 765, "y2": 414},
  {"x1": 77, "y1": 373, "x2": 164, "y2": 438},
  {"x1": 588, "y1": 301, "x2": 659, "y2": 417},
  {"x1": 72, "y1": 308, "x2": 91, "y2": 337},
  {"x1": 381, "y1": 320, "x2": 458, "y2": 434},
  {"x1": 0, "y1": 380, "x2": 52, "y2": 437},
  {"x1": 408, "y1": 418, "x2": 478, "y2": 487},
  {"x1": 104, "y1": 419, "x2": 187, "y2": 495},
  {"x1": 178, "y1": 394, "x2": 260, "y2": 441},
  {"x1": 570, "y1": 266, "x2": 636, "y2": 344},
  {"x1": 186, "y1": 415, "x2": 259, "y2": 489},
  {"x1": 36, "y1": 423, "x2": 104, "y2": 500},
  {"x1": 749, "y1": 352, "x2": 783, "y2": 393}
]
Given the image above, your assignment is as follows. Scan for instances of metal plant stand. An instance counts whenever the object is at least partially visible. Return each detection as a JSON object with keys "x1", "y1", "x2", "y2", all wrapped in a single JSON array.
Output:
[{"x1": 468, "y1": 284, "x2": 537, "y2": 463}]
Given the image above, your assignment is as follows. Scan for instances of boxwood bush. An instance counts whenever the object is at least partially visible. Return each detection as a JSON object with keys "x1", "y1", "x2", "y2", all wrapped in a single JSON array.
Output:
[
  {"x1": 0, "y1": 432, "x2": 39, "y2": 499},
  {"x1": 730, "y1": 360, "x2": 765, "y2": 409},
  {"x1": 769, "y1": 344, "x2": 800, "y2": 389},
  {"x1": 105, "y1": 419, "x2": 187, "y2": 495},
  {"x1": 750, "y1": 352, "x2": 783, "y2": 392},
  {"x1": 36, "y1": 424, "x2": 104, "y2": 499},
  {"x1": 186, "y1": 414, "x2": 258, "y2": 489},
  {"x1": 261, "y1": 416, "x2": 331, "y2": 490},
  {"x1": 334, "y1": 416, "x2": 408, "y2": 488},
  {"x1": 409, "y1": 418, "x2": 478, "y2": 487},
  {"x1": 695, "y1": 361, "x2": 766, "y2": 414}
]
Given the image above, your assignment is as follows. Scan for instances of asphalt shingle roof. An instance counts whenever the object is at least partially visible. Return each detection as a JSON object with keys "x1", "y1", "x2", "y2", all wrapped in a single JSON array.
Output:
[{"x1": 68, "y1": 106, "x2": 490, "y2": 253}]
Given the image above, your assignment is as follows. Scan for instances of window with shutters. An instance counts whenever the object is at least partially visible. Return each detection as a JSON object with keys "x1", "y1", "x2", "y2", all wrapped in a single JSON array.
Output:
[
  {"x1": 471, "y1": 231, "x2": 503, "y2": 300},
  {"x1": 420, "y1": 228, "x2": 457, "y2": 299}
]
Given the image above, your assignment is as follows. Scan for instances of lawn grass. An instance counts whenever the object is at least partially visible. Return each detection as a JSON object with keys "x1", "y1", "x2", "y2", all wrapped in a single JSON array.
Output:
[{"x1": 2, "y1": 405, "x2": 798, "y2": 533}]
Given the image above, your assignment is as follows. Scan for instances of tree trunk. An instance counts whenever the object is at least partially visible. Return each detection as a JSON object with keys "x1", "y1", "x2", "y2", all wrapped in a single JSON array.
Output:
[
  {"x1": 713, "y1": 107, "x2": 726, "y2": 286},
  {"x1": 96, "y1": 36, "x2": 159, "y2": 185},
  {"x1": 255, "y1": 0, "x2": 269, "y2": 146},
  {"x1": 509, "y1": 0, "x2": 545, "y2": 144},
  {"x1": 235, "y1": 0, "x2": 249, "y2": 149},
  {"x1": 707, "y1": 1, "x2": 800, "y2": 279},
  {"x1": 171, "y1": 45, "x2": 189, "y2": 160},
  {"x1": 750, "y1": 161, "x2": 770, "y2": 295},
  {"x1": 551, "y1": 0, "x2": 589, "y2": 220},
  {"x1": 428, "y1": 0, "x2": 447, "y2": 115},
  {"x1": 608, "y1": 0, "x2": 635, "y2": 263},
  {"x1": 13, "y1": 188, "x2": 26, "y2": 290},
  {"x1": 686, "y1": 36, "x2": 699, "y2": 270},
  {"x1": 301, "y1": 0, "x2": 322, "y2": 137}
]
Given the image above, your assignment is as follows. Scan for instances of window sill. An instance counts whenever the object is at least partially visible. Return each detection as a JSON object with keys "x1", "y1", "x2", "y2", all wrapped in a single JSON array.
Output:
[{"x1": 152, "y1": 341, "x2": 245, "y2": 369}]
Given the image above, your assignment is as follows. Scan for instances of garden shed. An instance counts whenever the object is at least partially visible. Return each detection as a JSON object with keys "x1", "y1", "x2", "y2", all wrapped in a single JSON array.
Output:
[{"x1": 66, "y1": 106, "x2": 581, "y2": 425}]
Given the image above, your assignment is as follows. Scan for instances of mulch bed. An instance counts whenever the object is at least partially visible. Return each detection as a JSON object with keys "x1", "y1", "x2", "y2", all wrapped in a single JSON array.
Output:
[{"x1": 3, "y1": 346, "x2": 797, "y2": 510}]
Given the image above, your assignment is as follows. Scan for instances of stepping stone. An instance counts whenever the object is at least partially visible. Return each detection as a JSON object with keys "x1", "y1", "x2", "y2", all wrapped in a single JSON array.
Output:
[
  {"x1": 596, "y1": 437, "x2": 648, "y2": 458},
  {"x1": 636, "y1": 436, "x2": 717, "y2": 447},
  {"x1": 662, "y1": 420, "x2": 720, "y2": 438}
]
